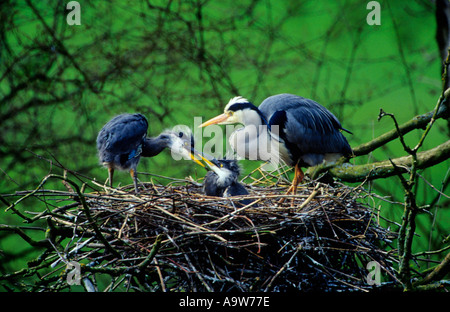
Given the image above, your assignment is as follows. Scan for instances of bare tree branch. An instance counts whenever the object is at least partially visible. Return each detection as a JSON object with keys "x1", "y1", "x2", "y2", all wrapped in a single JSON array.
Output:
[
  {"x1": 313, "y1": 140, "x2": 450, "y2": 183},
  {"x1": 414, "y1": 251, "x2": 450, "y2": 286},
  {"x1": 24, "y1": 0, "x2": 98, "y2": 93},
  {"x1": 353, "y1": 104, "x2": 448, "y2": 157}
]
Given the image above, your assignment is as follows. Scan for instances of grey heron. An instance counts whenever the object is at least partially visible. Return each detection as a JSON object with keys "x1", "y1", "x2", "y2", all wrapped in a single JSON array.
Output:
[
  {"x1": 199, "y1": 93, "x2": 352, "y2": 197},
  {"x1": 96, "y1": 113, "x2": 202, "y2": 192}
]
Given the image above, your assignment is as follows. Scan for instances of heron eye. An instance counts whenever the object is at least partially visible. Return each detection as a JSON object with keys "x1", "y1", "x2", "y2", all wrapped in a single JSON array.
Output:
[{"x1": 220, "y1": 163, "x2": 223, "y2": 168}]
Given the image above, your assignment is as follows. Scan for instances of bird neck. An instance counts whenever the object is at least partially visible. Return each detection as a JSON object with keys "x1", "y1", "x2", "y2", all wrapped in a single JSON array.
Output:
[
  {"x1": 229, "y1": 126, "x2": 274, "y2": 161},
  {"x1": 240, "y1": 108, "x2": 268, "y2": 127},
  {"x1": 141, "y1": 136, "x2": 168, "y2": 157},
  {"x1": 212, "y1": 167, "x2": 236, "y2": 187}
]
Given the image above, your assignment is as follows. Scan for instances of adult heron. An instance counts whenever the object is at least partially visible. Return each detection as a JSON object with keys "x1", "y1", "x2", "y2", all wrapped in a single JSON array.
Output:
[
  {"x1": 199, "y1": 93, "x2": 352, "y2": 196},
  {"x1": 97, "y1": 113, "x2": 201, "y2": 192}
]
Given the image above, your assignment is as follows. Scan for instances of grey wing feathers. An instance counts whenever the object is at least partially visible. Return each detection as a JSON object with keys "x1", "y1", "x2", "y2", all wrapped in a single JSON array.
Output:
[
  {"x1": 260, "y1": 94, "x2": 343, "y2": 132},
  {"x1": 260, "y1": 94, "x2": 352, "y2": 156},
  {"x1": 97, "y1": 113, "x2": 148, "y2": 160},
  {"x1": 284, "y1": 109, "x2": 350, "y2": 155}
]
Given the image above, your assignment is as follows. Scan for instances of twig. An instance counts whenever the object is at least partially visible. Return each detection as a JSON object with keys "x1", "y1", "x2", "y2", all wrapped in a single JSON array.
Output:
[
  {"x1": 138, "y1": 234, "x2": 163, "y2": 270},
  {"x1": 298, "y1": 183, "x2": 320, "y2": 211},
  {"x1": 264, "y1": 244, "x2": 303, "y2": 291},
  {"x1": 24, "y1": 0, "x2": 98, "y2": 93},
  {"x1": 378, "y1": 109, "x2": 412, "y2": 154},
  {"x1": 412, "y1": 49, "x2": 450, "y2": 153},
  {"x1": 0, "y1": 224, "x2": 49, "y2": 247},
  {"x1": 46, "y1": 175, "x2": 121, "y2": 258},
  {"x1": 414, "y1": 251, "x2": 450, "y2": 287}
]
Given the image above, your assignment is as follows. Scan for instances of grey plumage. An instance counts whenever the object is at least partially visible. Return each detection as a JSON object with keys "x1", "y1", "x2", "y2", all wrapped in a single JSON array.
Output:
[
  {"x1": 96, "y1": 113, "x2": 192, "y2": 192},
  {"x1": 203, "y1": 159, "x2": 252, "y2": 207},
  {"x1": 97, "y1": 113, "x2": 148, "y2": 171},
  {"x1": 259, "y1": 93, "x2": 352, "y2": 167},
  {"x1": 200, "y1": 93, "x2": 353, "y2": 199}
]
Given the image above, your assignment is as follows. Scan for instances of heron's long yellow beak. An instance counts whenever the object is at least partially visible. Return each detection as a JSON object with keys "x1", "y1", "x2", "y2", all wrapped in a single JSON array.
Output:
[
  {"x1": 188, "y1": 147, "x2": 217, "y2": 169},
  {"x1": 189, "y1": 153, "x2": 206, "y2": 168},
  {"x1": 199, "y1": 113, "x2": 230, "y2": 128}
]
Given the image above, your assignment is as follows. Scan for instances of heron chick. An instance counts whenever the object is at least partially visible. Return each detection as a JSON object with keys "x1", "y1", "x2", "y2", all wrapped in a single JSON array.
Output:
[
  {"x1": 96, "y1": 113, "x2": 200, "y2": 192},
  {"x1": 204, "y1": 159, "x2": 248, "y2": 195},
  {"x1": 188, "y1": 149, "x2": 253, "y2": 206}
]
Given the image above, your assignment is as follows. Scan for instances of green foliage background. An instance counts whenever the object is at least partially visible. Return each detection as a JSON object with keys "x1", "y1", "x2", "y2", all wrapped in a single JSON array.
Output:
[{"x1": 0, "y1": 0, "x2": 449, "y2": 288}]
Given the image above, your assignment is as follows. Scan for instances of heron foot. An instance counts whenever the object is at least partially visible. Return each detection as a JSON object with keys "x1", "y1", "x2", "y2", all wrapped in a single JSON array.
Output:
[{"x1": 278, "y1": 164, "x2": 304, "y2": 205}]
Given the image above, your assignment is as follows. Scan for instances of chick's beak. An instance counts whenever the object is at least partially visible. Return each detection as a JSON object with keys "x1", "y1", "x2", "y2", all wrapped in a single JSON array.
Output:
[
  {"x1": 184, "y1": 145, "x2": 206, "y2": 168},
  {"x1": 187, "y1": 146, "x2": 220, "y2": 170}
]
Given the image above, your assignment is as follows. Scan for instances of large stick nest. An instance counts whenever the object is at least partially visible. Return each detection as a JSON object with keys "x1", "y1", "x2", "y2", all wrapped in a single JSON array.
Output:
[{"x1": 45, "y1": 178, "x2": 397, "y2": 292}]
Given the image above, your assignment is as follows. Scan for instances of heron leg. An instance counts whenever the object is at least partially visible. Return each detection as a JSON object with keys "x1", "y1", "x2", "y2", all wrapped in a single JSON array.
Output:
[
  {"x1": 108, "y1": 167, "x2": 114, "y2": 188},
  {"x1": 130, "y1": 168, "x2": 139, "y2": 193},
  {"x1": 291, "y1": 163, "x2": 304, "y2": 195},
  {"x1": 279, "y1": 163, "x2": 304, "y2": 205}
]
